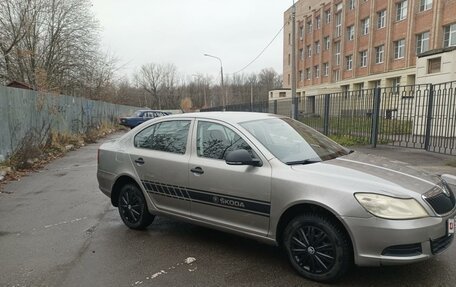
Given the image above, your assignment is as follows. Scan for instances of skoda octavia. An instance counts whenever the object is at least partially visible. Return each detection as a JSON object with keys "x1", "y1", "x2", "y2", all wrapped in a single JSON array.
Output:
[{"x1": 97, "y1": 112, "x2": 455, "y2": 282}]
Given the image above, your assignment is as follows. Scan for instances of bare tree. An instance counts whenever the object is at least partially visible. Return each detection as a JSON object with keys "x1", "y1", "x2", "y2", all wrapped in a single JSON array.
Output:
[{"x1": 134, "y1": 63, "x2": 178, "y2": 109}]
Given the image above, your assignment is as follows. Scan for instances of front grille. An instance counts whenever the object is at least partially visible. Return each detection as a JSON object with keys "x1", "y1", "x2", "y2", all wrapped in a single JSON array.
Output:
[
  {"x1": 382, "y1": 243, "x2": 422, "y2": 257},
  {"x1": 423, "y1": 183, "x2": 455, "y2": 215},
  {"x1": 431, "y1": 234, "x2": 454, "y2": 254}
]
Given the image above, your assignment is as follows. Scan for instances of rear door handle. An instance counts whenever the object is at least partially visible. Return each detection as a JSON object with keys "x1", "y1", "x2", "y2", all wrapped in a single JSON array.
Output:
[
  {"x1": 135, "y1": 158, "x2": 145, "y2": 165},
  {"x1": 190, "y1": 167, "x2": 204, "y2": 175}
]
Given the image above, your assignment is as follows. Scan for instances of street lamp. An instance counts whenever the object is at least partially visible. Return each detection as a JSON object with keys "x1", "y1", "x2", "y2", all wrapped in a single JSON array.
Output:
[{"x1": 204, "y1": 53, "x2": 225, "y2": 108}]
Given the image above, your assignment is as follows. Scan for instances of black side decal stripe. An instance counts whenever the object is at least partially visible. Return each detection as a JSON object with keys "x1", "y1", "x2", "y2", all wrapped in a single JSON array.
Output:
[{"x1": 141, "y1": 180, "x2": 271, "y2": 217}]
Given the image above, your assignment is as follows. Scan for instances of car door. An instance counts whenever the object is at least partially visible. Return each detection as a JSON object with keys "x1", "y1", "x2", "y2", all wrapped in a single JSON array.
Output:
[
  {"x1": 187, "y1": 119, "x2": 271, "y2": 236},
  {"x1": 129, "y1": 119, "x2": 193, "y2": 216}
]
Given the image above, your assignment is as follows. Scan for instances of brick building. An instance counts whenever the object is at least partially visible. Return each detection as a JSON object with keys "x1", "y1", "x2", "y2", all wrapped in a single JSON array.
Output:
[{"x1": 273, "y1": 0, "x2": 456, "y2": 99}]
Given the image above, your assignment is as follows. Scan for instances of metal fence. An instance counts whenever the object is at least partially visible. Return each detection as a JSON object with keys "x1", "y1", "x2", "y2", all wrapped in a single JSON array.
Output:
[
  {"x1": 0, "y1": 86, "x2": 139, "y2": 160},
  {"x1": 201, "y1": 81, "x2": 456, "y2": 156}
]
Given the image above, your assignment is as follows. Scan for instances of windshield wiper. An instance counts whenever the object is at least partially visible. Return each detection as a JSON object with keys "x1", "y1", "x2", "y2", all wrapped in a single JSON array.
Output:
[{"x1": 285, "y1": 159, "x2": 322, "y2": 165}]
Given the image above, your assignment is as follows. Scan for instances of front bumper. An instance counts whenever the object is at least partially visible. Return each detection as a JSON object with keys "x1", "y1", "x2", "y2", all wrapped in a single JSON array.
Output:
[{"x1": 343, "y1": 209, "x2": 456, "y2": 266}]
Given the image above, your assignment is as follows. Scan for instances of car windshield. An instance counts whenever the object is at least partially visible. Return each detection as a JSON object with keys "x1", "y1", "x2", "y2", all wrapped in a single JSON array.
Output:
[
  {"x1": 240, "y1": 117, "x2": 350, "y2": 164},
  {"x1": 134, "y1": 111, "x2": 144, "y2": 117}
]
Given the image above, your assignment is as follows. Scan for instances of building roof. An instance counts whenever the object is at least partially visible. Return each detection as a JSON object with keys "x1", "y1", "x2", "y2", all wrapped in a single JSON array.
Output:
[{"x1": 6, "y1": 80, "x2": 34, "y2": 90}]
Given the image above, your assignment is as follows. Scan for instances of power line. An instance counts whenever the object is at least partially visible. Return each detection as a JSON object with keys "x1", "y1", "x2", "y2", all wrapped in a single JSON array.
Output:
[{"x1": 232, "y1": 24, "x2": 285, "y2": 75}]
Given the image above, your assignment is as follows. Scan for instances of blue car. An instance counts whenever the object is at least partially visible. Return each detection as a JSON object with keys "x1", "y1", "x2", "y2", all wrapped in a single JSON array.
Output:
[{"x1": 119, "y1": 110, "x2": 170, "y2": 129}]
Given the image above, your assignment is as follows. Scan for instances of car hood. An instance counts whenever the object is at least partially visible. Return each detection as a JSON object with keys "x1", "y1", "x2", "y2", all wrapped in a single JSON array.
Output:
[{"x1": 290, "y1": 152, "x2": 440, "y2": 197}]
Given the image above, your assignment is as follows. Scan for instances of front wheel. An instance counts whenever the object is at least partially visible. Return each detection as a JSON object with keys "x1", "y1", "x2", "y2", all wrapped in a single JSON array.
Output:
[
  {"x1": 283, "y1": 213, "x2": 352, "y2": 282},
  {"x1": 118, "y1": 184, "x2": 154, "y2": 230}
]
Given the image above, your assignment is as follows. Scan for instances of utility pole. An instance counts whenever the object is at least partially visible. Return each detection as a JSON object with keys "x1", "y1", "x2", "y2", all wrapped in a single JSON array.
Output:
[{"x1": 291, "y1": 1, "x2": 298, "y2": 119}]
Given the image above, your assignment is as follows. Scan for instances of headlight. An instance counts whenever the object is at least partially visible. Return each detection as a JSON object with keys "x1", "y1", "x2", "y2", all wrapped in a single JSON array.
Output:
[{"x1": 354, "y1": 193, "x2": 429, "y2": 219}]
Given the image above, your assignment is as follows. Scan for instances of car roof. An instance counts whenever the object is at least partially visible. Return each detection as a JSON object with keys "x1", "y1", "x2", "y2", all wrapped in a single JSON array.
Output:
[{"x1": 163, "y1": 112, "x2": 284, "y2": 124}]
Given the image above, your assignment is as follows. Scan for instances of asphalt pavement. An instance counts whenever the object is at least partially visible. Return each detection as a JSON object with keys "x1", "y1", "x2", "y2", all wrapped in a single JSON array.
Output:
[{"x1": 1, "y1": 133, "x2": 455, "y2": 287}]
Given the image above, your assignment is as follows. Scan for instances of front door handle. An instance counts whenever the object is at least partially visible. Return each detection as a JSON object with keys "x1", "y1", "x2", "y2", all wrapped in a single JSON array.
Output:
[
  {"x1": 135, "y1": 158, "x2": 145, "y2": 165},
  {"x1": 191, "y1": 167, "x2": 204, "y2": 175}
]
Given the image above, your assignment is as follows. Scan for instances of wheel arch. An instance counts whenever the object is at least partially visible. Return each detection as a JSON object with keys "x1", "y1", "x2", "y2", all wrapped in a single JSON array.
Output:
[
  {"x1": 275, "y1": 202, "x2": 354, "y2": 252},
  {"x1": 111, "y1": 175, "x2": 142, "y2": 207}
]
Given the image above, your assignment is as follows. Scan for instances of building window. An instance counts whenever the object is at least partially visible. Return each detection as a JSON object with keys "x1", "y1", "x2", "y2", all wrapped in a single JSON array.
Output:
[
  {"x1": 314, "y1": 65, "x2": 320, "y2": 78},
  {"x1": 288, "y1": 54, "x2": 291, "y2": 65},
  {"x1": 428, "y1": 57, "x2": 441, "y2": 74},
  {"x1": 416, "y1": 31, "x2": 430, "y2": 54},
  {"x1": 348, "y1": 0, "x2": 355, "y2": 10},
  {"x1": 347, "y1": 25, "x2": 355, "y2": 41},
  {"x1": 323, "y1": 63, "x2": 329, "y2": 76},
  {"x1": 288, "y1": 74, "x2": 290, "y2": 85},
  {"x1": 315, "y1": 41, "x2": 320, "y2": 54},
  {"x1": 300, "y1": 49, "x2": 304, "y2": 60},
  {"x1": 396, "y1": 0, "x2": 408, "y2": 21},
  {"x1": 361, "y1": 18, "x2": 370, "y2": 35},
  {"x1": 299, "y1": 26, "x2": 304, "y2": 39},
  {"x1": 299, "y1": 70, "x2": 304, "y2": 81},
  {"x1": 360, "y1": 50, "x2": 368, "y2": 67},
  {"x1": 316, "y1": 15, "x2": 321, "y2": 29},
  {"x1": 306, "y1": 68, "x2": 311, "y2": 80},
  {"x1": 324, "y1": 36, "x2": 330, "y2": 50},
  {"x1": 325, "y1": 10, "x2": 331, "y2": 24},
  {"x1": 335, "y1": 13, "x2": 342, "y2": 37},
  {"x1": 334, "y1": 70, "x2": 340, "y2": 82},
  {"x1": 375, "y1": 45, "x2": 384, "y2": 63},
  {"x1": 334, "y1": 41, "x2": 341, "y2": 65},
  {"x1": 419, "y1": 0, "x2": 432, "y2": 12},
  {"x1": 346, "y1": 55, "x2": 353, "y2": 70},
  {"x1": 307, "y1": 20, "x2": 313, "y2": 33},
  {"x1": 307, "y1": 45, "x2": 312, "y2": 57},
  {"x1": 391, "y1": 77, "x2": 400, "y2": 94},
  {"x1": 444, "y1": 23, "x2": 456, "y2": 47},
  {"x1": 394, "y1": 39, "x2": 405, "y2": 59},
  {"x1": 377, "y1": 10, "x2": 386, "y2": 29}
]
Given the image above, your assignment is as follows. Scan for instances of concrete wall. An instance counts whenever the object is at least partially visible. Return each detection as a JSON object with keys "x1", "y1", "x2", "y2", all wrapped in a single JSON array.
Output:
[{"x1": 0, "y1": 86, "x2": 139, "y2": 161}]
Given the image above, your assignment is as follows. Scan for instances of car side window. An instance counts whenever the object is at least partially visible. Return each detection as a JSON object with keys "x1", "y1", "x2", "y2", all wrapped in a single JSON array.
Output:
[
  {"x1": 196, "y1": 121, "x2": 256, "y2": 160},
  {"x1": 134, "y1": 120, "x2": 190, "y2": 154}
]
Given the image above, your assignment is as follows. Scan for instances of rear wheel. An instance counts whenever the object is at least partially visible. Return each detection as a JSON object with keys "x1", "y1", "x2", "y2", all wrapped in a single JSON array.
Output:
[
  {"x1": 118, "y1": 184, "x2": 154, "y2": 230},
  {"x1": 283, "y1": 213, "x2": 352, "y2": 282}
]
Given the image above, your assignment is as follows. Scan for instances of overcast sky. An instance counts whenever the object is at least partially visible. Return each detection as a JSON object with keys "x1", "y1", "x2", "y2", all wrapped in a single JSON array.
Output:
[{"x1": 92, "y1": 0, "x2": 292, "y2": 82}]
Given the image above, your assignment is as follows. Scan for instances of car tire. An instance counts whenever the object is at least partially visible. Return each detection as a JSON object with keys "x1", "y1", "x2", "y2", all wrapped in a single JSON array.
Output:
[
  {"x1": 283, "y1": 213, "x2": 352, "y2": 282},
  {"x1": 118, "y1": 183, "x2": 155, "y2": 230}
]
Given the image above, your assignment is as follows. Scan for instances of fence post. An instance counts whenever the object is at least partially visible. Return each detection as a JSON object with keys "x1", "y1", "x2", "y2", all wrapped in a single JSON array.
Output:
[
  {"x1": 371, "y1": 87, "x2": 381, "y2": 148},
  {"x1": 424, "y1": 84, "x2": 434, "y2": 151},
  {"x1": 274, "y1": 100, "x2": 278, "y2": 114},
  {"x1": 323, "y1": 94, "x2": 330, "y2": 135}
]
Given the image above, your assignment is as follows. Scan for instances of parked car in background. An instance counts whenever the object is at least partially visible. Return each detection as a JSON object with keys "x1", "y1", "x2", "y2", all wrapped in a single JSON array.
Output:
[
  {"x1": 119, "y1": 110, "x2": 170, "y2": 129},
  {"x1": 98, "y1": 112, "x2": 455, "y2": 282}
]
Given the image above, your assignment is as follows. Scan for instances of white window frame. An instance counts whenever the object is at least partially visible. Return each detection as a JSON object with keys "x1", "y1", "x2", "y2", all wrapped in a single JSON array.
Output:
[
  {"x1": 315, "y1": 41, "x2": 320, "y2": 54},
  {"x1": 444, "y1": 23, "x2": 456, "y2": 47},
  {"x1": 324, "y1": 36, "x2": 330, "y2": 50},
  {"x1": 323, "y1": 63, "x2": 329, "y2": 76},
  {"x1": 375, "y1": 45, "x2": 384, "y2": 63},
  {"x1": 360, "y1": 50, "x2": 368, "y2": 67},
  {"x1": 419, "y1": 0, "x2": 432, "y2": 12},
  {"x1": 325, "y1": 10, "x2": 331, "y2": 24},
  {"x1": 346, "y1": 55, "x2": 353, "y2": 70},
  {"x1": 396, "y1": 0, "x2": 408, "y2": 21},
  {"x1": 394, "y1": 39, "x2": 405, "y2": 59},
  {"x1": 348, "y1": 0, "x2": 355, "y2": 10},
  {"x1": 377, "y1": 10, "x2": 386, "y2": 29},
  {"x1": 335, "y1": 13, "x2": 342, "y2": 37},
  {"x1": 347, "y1": 25, "x2": 355, "y2": 40},
  {"x1": 335, "y1": 42, "x2": 341, "y2": 65},
  {"x1": 315, "y1": 65, "x2": 320, "y2": 78},
  {"x1": 362, "y1": 18, "x2": 370, "y2": 35},
  {"x1": 416, "y1": 31, "x2": 430, "y2": 54}
]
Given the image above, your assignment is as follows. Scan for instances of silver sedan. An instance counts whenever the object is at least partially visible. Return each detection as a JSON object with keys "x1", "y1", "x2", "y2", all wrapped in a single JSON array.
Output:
[{"x1": 97, "y1": 112, "x2": 455, "y2": 282}]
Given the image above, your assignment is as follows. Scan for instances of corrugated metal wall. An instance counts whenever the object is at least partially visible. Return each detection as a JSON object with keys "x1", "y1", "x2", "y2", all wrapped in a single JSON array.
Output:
[{"x1": 0, "y1": 86, "x2": 139, "y2": 160}]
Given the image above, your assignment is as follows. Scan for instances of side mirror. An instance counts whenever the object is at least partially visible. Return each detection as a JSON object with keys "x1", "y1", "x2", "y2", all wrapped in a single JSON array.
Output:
[{"x1": 225, "y1": 149, "x2": 262, "y2": 167}]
